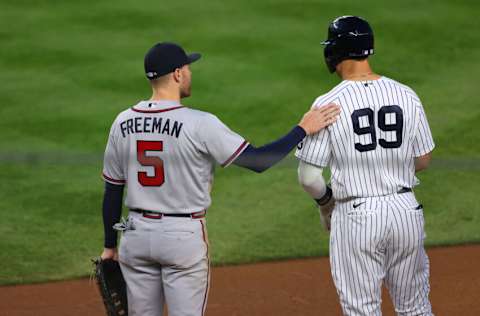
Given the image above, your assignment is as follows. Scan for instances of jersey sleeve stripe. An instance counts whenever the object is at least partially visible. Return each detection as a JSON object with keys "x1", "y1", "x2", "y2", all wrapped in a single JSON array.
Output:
[
  {"x1": 220, "y1": 140, "x2": 249, "y2": 167},
  {"x1": 102, "y1": 173, "x2": 126, "y2": 184}
]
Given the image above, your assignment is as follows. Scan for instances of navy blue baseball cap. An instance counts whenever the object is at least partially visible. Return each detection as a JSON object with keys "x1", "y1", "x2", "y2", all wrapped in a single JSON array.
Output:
[{"x1": 144, "y1": 42, "x2": 201, "y2": 80}]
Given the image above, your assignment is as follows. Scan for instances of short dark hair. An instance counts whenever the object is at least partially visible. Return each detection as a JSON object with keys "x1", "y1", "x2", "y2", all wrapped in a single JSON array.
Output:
[{"x1": 149, "y1": 72, "x2": 171, "y2": 87}]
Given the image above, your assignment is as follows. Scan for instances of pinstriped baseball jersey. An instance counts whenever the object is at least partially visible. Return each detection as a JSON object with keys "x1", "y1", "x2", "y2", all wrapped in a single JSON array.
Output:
[
  {"x1": 102, "y1": 100, "x2": 248, "y2": 213},
  {"x1": 295, "y1": 76, "x2": 434, "y2": 200}
]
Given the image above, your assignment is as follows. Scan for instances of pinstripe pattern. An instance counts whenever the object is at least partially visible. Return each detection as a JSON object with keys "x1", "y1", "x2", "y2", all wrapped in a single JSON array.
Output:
[
  {"x1": 331, "y1": 193, "x2": 433, "y2": 315},
  {"x1": 296, "y1": 77, "x2": 435, "y2": 315},
  {"x1": 295, "y1": 77, "x2": 435, "y2": 200}
]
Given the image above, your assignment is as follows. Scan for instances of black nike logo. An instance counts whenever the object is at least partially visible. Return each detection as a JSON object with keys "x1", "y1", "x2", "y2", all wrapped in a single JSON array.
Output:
[{"x1": 353, "y1": 202, "x2": 365, "y2": 209}]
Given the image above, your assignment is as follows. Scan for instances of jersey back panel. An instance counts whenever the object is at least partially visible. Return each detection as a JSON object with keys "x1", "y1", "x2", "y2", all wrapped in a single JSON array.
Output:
[
  {"x1": 103, "y1": 101, "x2": 247, "y2": 212},
  {"x1": 296, "y1": 77, "x2": 434, "y2": 200}
]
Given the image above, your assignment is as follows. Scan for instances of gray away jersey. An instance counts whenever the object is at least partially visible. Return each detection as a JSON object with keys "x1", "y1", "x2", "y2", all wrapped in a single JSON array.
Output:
[
  {"x1": 295, "y1": 76, "x2": 435, "y2": 200},
  {"x1": 103, "y1": 100, "x2": 248, "y2": 213}
]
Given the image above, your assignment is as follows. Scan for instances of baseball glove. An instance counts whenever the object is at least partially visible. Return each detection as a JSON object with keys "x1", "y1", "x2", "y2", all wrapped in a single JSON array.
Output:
[{"x1": 92, "y1": 257, "x2": 128, "y2": 316}]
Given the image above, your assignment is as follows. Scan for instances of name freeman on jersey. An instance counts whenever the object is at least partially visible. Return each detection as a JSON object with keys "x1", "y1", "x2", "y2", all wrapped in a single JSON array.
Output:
[{"x1": 119, "y1": 117, "x2": 184, "y2": 138}]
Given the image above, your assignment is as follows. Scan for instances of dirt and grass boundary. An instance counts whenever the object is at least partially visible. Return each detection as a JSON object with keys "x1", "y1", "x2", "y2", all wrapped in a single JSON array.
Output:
[{"x1": 1, "y1": 244, "x2": 478, "y2": 316}]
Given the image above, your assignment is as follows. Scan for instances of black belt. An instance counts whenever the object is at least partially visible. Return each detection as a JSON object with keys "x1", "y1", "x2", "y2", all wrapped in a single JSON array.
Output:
[
  {"x1": 398, "y1": 187, "x2": 412, "y2": 194},
  {"x1": 339, "y1": 187, "x2": 412, "y2": 203},
  {"x1": 130, "y1": 209, "x2": 206, "y2": 219}
]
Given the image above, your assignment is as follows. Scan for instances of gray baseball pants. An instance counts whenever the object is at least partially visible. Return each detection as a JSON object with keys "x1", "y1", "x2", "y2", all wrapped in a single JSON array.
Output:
[{"x1": 118, "y1": 212, "x2": 210, "y2": 316}]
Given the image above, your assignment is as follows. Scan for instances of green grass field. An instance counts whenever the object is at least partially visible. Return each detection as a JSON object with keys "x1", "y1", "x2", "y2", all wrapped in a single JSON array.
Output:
[{"x1": 0, "y1": 0, "x2": 479, "y2": 285}]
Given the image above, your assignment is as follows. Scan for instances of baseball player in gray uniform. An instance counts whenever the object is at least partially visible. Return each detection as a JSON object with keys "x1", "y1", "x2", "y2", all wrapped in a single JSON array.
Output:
[
  {"x1": 296, "y1": 16, "x2": 435, "y2": 315},
  {"x1": 99, "y1": 42, "x2": 340, "y2": 316}
]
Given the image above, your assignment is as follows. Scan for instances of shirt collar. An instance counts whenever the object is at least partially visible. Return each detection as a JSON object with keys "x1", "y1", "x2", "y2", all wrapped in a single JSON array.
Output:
[{"x1": 132, "y1": 100, "x2": 184, "y2": 113}]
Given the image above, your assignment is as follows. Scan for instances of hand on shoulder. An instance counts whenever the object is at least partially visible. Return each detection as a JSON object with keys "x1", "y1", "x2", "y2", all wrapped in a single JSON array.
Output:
[{"x1": 299, "y1": 103, "x2": 341, "y2": 135}]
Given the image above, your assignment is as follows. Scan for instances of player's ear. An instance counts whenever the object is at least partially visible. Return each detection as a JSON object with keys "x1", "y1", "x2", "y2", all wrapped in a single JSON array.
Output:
[{"x1": 172, "y1": 68, "x2": 182, "y2": 83}]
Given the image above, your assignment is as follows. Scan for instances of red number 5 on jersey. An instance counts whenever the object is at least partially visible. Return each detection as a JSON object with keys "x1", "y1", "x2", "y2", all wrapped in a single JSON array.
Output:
[{"x1": 137, "y1": 140, "x2": 165, "y2": 187}]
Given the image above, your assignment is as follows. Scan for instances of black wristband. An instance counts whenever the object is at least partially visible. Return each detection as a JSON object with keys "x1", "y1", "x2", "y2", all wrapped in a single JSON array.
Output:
[{"x1": 315, "y1": 186, "x2": 333, "y2": 206}]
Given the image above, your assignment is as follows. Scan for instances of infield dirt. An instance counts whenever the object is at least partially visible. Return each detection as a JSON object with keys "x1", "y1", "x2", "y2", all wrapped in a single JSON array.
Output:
[{"x1": 1, "y1": 244, "x2": 478, "y2": 315}]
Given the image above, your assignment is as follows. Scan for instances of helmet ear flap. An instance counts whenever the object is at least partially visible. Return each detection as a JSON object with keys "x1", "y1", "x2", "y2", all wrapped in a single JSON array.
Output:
[{"x1": 324, "y1": 42, "x2": 340, "y2": 73}]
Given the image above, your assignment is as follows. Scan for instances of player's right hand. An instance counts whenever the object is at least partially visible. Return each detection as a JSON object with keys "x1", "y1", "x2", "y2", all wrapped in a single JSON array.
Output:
[
  {"x1": 299, "y1": 103, "x2": 340, "y2": 135},
  {"x1": 101, "y1": 248, "x2": 119, "y2": 261},
  {"x1": 318, "y1": 198, "x2": 334, "y2": 232}
]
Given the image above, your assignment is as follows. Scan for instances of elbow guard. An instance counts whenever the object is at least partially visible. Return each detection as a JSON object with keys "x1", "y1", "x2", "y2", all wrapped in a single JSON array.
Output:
[{"x1": 297, "y1": 161, "x2": 327, "y2": 199}]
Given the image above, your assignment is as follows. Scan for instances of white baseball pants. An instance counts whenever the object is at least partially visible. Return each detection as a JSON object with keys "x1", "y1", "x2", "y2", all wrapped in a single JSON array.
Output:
[{"x1": 330, "y1": 192, "x2": 434, "y2": 316}]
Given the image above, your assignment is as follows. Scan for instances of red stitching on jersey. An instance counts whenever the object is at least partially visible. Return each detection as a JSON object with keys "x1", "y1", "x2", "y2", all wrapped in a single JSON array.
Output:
[
  {"x1": 102, "y1": 173, "x2": 126, "y2": 184},
  {"x1": 131, "y1": 105, "x2": 185, "y2": 113},
  {"x1": 221, "y1": 140, "x2": 249, "y2": 167}
]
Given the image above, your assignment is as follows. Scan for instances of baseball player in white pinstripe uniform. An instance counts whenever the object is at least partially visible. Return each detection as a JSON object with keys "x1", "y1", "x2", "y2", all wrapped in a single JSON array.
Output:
[{"x1": 296, "y1": 16, "x2": 435, "y2": 315}]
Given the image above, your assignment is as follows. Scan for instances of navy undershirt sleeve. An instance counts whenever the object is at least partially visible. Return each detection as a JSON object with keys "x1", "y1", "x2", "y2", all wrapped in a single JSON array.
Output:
[
  {"x1": 102, "y1": 182, "x2": 124, "y2": 248},
  {"x1": 233, "y1": 125, "x2": 307, "y2": 173}
]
